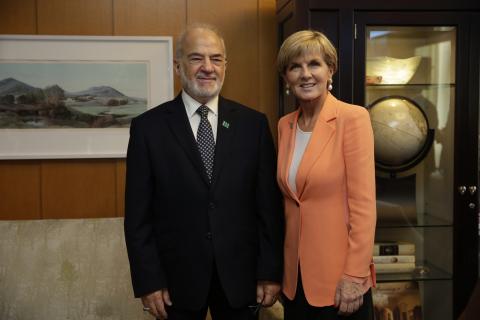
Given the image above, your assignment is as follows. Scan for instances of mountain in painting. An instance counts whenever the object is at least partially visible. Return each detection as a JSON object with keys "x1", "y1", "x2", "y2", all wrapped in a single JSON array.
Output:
[
  {"x1": 0, "y1": 78, "x2": 131, "y2": 100},
  {"x1": 44, "y1": 84, "x2": 66, "y2": 98},
  {"x1": 67, "y1": 86, "x2": 126, "y2": 98},
  {"x1": 0, "y1": 77, "x2": 40, "y2": 96}
]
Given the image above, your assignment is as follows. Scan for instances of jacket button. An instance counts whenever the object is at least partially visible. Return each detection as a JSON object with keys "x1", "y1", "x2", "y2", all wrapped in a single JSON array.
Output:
[
  {"x1": 205, "y1": 232, "x2": 212, "y2": 240},
  {"x1": 209, "y1": 202, "x2": 216, "y2": 209}
]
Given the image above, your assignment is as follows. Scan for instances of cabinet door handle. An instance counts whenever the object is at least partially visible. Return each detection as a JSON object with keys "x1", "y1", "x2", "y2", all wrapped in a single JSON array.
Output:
[
  {"x1": 458, "y1": 186, "x2": 467, "y2": 195},
  {"x1": 468, "y1": 186, "x2": 477, "y2": 195}
]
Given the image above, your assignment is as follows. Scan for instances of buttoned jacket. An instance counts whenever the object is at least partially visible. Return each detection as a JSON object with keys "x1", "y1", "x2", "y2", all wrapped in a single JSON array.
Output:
[
  {"x1": 277, "y1": 93, "x2": 376, "y2": 306},
  {"x1": 124, "y1": 94, "x2": 284, "y2": 310}
]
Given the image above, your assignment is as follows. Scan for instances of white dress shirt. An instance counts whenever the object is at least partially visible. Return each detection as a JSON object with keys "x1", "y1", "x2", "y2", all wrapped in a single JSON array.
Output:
[{"x1": 182, "y1": 90, "x2": 219, "y2": 142}]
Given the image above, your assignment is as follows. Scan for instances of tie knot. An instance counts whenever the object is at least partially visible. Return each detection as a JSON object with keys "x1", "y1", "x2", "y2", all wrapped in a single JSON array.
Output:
[{"x1": 197, "y1": 105, "x2": 209, "y2": 119}]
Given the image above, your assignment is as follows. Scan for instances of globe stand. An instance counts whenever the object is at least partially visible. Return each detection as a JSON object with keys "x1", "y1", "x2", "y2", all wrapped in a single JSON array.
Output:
[
  {"x1": 376, "y1": 174, "x2": 417, "y2": 225},
  {"x1": 368, "y1": 95, "x2": 436, "y2": 227}
]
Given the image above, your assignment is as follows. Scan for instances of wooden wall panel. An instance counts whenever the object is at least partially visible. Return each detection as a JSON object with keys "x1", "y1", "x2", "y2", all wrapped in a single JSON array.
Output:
[
  {"x1": 41, "y1": 160, "x2": 117, "y2": 218},
  {"x1": 188, "y1": 0, "x2": 260, "y2": 110},
  {"x1": 0, "y1": 0, "x2": 37, "y2": 34},
  {"x1": 259, "y1": 0, "x2": 279, "y2": 135},
  {"x1": 114, "y1": 0, "x2": 185, "y2": 36},
  {"x1": 37, "y1": 0, "x2": 113, "y2": 35},
  {"x1": 115, "y1": 159, "x2": 126, "y2": 217},
  {"x1": 114, "y1": 0, "x2": 187, "y2": 96},
  {"x1": 0, "y1": 161, "x2": 41, "y2": 219}
]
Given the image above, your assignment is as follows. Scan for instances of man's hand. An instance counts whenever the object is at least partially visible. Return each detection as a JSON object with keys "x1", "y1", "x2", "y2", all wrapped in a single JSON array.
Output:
[
  {"x1": 141, "y1": 289, "x2": 172, "y2": 319},
  {"x1": 334, "y1": 278, "x2": 364, "y2": 316},
  {"x1": 256, "y1": 281, "x2": 281, "y2": 307}
]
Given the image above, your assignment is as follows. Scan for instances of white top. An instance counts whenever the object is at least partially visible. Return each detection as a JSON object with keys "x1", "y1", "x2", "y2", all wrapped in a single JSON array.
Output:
[
  {"x1": 182, "y1": 90, "x2": 219, "y2": 142},
  {"x1": 288, "y1": 124, "x2": 312, "y2": 194}
]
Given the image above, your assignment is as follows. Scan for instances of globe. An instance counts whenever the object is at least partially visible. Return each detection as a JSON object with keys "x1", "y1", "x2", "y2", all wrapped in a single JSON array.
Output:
[{"x1": 368, "y1": 97, "x2": 429, "y2": 169}]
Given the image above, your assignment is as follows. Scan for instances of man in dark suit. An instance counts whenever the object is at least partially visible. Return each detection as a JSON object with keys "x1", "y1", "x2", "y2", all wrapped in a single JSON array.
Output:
[{"x1": 124, "y1": 24, "x2": 284, "y2": 320}]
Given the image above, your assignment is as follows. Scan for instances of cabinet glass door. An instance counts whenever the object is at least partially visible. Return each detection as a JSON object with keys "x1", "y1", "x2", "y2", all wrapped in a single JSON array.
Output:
[{"x1": 364, "y1": 26, "x2": 456, "y2": 320}]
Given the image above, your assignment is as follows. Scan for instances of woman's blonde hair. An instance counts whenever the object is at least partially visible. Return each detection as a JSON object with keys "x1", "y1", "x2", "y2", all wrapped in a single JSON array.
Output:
[{"x1": 277, "y1": 30, "x2": 337, "y2": 75}]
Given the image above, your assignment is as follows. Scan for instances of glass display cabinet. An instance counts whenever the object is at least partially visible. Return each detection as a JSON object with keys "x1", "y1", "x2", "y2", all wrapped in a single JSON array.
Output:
[{"x1": 277, "y1": 1, "x2": 480, "y2": 318}]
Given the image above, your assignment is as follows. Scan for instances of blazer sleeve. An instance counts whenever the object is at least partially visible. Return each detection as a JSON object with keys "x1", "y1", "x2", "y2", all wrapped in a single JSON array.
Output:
[
  {"x1": 342, "y1": 107, "x2": 377, "y2": 277},
  {"x1": 124, "y1": 118, "x2": 167, "y2": 297},
  {"x1": 255, "y1": 114, "x2": 285, "y2": 282}
]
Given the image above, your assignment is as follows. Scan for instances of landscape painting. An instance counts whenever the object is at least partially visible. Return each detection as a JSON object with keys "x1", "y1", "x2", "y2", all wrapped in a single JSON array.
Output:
[
  {"x1": 0, "y1": 62, "x2": 148, "y2": 128},
  {"x1": 0, "y1": 35, "x2": 172, "y2": 159}
]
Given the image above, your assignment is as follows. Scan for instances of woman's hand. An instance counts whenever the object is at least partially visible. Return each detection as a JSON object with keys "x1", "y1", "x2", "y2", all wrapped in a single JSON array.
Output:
[{"x1": 334, "y1": 278, "x2": 364, "y2": 316}]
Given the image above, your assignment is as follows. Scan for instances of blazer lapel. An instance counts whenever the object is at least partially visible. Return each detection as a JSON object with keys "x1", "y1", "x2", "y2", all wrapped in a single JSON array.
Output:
[
  {"x1": 281, "y1": 111, "x2": 301, "y2": 202},
  {"x1": 295, "y1": 94, "x2": 337, "y2": 199},
  {"x1": 166, "y1": 94, "x2": 210, "y2": 186},
  {"x1": 211, "y1": 97, "x2": 237, "y2": 189}
]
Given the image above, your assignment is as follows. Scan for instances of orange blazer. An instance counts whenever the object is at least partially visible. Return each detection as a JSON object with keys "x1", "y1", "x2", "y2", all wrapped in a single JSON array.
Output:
[{"x1": 277, "y1": 93, "x2": 376, "y2": 307}]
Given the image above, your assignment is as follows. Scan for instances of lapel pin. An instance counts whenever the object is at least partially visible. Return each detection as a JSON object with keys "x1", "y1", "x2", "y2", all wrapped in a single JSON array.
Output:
[{"x1": 222, "y1": 121, "x2": 230, "y2": 129}]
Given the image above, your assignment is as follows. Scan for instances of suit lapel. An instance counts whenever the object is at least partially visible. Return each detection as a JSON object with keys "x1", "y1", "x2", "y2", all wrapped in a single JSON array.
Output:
[
  {"x1": 294, "y1": 94, "x2": 338, "y2": 199},
  {"x1": 166, "y1": 94, "x2": 210, "y2": 186},
  {"x1": 281, "y1": 111, "x2": 301, "y2": 202},
  {"x1": 211, "y1": 97, "x2": 237, "y2": 188}
]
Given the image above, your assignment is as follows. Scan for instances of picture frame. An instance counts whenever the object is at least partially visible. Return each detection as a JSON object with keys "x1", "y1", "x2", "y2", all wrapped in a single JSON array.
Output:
[{"x1": 0, "y1": 35, "x2": 174, "y2": 159}]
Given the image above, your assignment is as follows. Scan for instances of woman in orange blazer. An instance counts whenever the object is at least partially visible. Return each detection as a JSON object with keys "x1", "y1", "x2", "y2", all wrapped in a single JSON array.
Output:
[{"x1": 276, "y1": 30, "x2": 376, "y2": 319}]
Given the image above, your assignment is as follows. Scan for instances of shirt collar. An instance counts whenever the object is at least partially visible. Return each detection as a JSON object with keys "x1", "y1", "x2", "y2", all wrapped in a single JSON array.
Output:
[{"x1": 182, "y1": 90, "x2": 219, "y2": 118}]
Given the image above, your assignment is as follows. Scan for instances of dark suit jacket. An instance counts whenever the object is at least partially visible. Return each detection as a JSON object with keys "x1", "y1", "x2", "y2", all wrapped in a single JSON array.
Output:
[{"x1": 124, "y1": 94, "x2": 283, "y2": 310}]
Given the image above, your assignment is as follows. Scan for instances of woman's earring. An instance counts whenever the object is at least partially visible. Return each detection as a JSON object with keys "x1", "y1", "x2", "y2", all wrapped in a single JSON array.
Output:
[
  {"x1": 327, "y1": 79, "x2": 333, "y2": 91},
  {"x1": 285, "y1": 85, "x2": 290, "y2": 96}
]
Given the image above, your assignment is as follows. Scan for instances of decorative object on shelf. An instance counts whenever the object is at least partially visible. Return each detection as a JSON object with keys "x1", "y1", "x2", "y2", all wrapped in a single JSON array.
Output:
[
  {"x1": 366, "y1": 75, "x2": 382, "y2": 85},
  {"x1": 367, "y1": 96, "x2": 434, "y2": 173},
  {"x1": 374, "y1": 255, "x2": 415, "y2": 264},
  {"x1": 366, "y1": 56, "x2": 422, "y2": 84},
  {"x1": 0, "y1": 35, "x2": 174, "y2": 159},
  {"x1": 374, "y1": 251, "x2": 416, "y2": 274},
  {"x1": 373, "y1": 281, "x2": 422, "y2": 320},
  {"x1": 373, "y1": 241, "x2": 417, "y2": 274},
  {"x1": 374, "y1": 241, "x2": 415, "y2": 256},
  {"x1": 375, "y1": 262, "x2": 416, "y2": 274}
]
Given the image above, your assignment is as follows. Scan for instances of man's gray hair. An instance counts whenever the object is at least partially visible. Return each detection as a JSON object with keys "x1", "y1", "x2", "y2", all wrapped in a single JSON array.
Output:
[{"x1": 175, "y1": 23, "x2": 227, "y2": 59}]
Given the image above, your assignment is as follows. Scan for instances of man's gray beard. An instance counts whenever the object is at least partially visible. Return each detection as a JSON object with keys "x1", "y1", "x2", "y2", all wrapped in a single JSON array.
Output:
[{"x1": 180, "y1": 67, "x2": 223, "y2": 100}]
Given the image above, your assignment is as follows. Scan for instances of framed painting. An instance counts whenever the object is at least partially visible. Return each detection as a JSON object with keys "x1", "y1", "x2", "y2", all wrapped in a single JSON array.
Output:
[{"x1": 0, "y1": 35, "x2": 173, "y2": 159}]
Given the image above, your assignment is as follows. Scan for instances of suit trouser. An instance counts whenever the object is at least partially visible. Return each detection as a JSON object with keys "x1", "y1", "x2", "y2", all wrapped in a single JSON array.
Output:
[
  {"x1": 162, "y1": 264, "x2": 257, "y2": 320},
  {"x1": 283, "y1": 270, "x2": 374, "y2": 320}
]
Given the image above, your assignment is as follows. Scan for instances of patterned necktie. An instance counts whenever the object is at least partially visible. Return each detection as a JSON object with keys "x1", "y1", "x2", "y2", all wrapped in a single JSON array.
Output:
[{"x1": 196, "y1": 105, "x2": 215, "y2": 182}]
